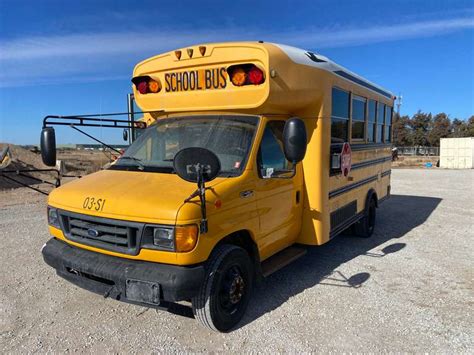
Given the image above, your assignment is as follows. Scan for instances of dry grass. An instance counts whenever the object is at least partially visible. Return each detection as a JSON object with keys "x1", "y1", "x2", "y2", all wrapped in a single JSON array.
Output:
[{"x1": 392, "y1": 155, "x2": 439, "y2": 168}]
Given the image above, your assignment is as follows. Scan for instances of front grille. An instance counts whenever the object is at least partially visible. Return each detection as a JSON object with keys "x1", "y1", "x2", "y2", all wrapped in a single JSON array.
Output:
[{"x1": 58, "y1": 210, "x2": 144, "y2": 255}]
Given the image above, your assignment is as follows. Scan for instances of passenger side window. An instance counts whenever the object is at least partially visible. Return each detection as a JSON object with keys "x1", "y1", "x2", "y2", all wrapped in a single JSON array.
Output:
[
  {"x1": 331, "y1": 88, "x2": 350, "y2": 143},
  {"x1": 351, "y1": 95, "x2": 366, "y2": 140},
  {"x1": 368, "y1": 100, "x2": 376, "y2": 143},
  {"x1": 258, "y1": 121, "x2": 294, "y2": 178},
  {"x1": 385, "y1": 106, "x2": 392, "y2": 142},
  {"x1": 376, "y1": 103, "x2": 385, "y2": 143}
]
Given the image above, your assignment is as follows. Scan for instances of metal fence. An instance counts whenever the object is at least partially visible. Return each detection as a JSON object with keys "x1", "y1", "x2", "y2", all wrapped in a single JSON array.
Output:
[{"x1": 397, "y1": 146, "x2": 439, "y2": 156}]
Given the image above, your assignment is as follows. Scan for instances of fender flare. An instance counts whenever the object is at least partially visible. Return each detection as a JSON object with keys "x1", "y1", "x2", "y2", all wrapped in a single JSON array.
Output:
[{"x1": 365, "y1": 188, "x2": 379, "y2": 216}]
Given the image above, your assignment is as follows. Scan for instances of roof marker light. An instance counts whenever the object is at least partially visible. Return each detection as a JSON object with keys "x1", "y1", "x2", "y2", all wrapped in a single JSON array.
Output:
[
  {"x1": 175, "y1": 50, "x2": 182, "y2": 60},
  {"x1": 199, "y1": 46, "x2": 206, "y2": 56},
  {"x1": 187, "y1": 48, "x2": 194, "y2": 58}
]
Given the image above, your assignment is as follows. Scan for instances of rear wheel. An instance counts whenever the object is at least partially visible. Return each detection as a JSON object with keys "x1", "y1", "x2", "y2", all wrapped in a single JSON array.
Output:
[
  {"x1": 354, "y1": 198, "x2": 376, "y2": 238},
  {"x1": 192, "y1": 245, "x2": 253, "y2": 332}
]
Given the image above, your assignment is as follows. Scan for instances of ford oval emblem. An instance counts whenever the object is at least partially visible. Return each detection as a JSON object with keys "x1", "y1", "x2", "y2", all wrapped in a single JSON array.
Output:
[{"x1": 87, "y1": 228, "x2": 99, "y2": 238}]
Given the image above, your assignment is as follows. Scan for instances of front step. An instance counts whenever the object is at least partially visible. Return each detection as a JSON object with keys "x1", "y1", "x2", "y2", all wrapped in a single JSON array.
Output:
[{"x1": 261, "y1": 245, "x2": 307, "y2": 277}]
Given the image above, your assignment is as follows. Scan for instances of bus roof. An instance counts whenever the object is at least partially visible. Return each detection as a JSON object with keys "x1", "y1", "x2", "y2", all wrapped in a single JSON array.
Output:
[
  {"x1": 132, "y1": 41, "x2": 394, "y2": 115},
  {"x1": 272, "y1": 43, "x2": 394, "y2": 99}
]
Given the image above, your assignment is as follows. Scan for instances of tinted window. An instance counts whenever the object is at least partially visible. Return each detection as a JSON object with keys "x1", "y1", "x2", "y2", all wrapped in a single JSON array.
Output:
[
  {"x1": 332, "y1": 88, "x2": 350, "y2": 118},
  {"x1": 331, "y1": 88, "x2": 350, "y2": 142},
  {"x1": 376, "y1": 102, "x2": 385, "y2": 143},
  {"x1": 352, "y1": 96, "x2": 366, "y2": 121},
  {"x1": 368, "y1": 100, "x2": 376, "y2": 123},
  {"x1": 376, "y1": 125, "x2": 383, "y2": 143},
  {"x1": 367, "y1": 100, "x2": 377, "y2": 142},
  {"x1": 385, "y1": 106, "x2": 392, "y2": 142},
  {"x1": 258, "y1": 121, "x2": 293, "y2": 178},
  {"x1": 385, "y1": 106, "x2": 392, "y2": 125},
  {"x1": 352, "y1": 96, "x2": 366, "y2": 140},
  {"x1": 377, "y1": 103, "x2": 385, "y2": 123},
  {"x1": 385, "y1": 126, "x2": 391, "y2": 142}
]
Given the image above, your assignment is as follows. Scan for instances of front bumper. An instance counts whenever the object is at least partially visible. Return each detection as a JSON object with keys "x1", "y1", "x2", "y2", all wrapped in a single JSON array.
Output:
[{"x1": 42, "y1": 238, "x2": 205, "y2": 306}]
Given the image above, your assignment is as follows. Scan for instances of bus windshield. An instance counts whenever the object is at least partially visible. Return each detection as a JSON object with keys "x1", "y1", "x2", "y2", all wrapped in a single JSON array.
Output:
[{"x1": 112, "y1": 115, "x2": 259, "y2": 176}]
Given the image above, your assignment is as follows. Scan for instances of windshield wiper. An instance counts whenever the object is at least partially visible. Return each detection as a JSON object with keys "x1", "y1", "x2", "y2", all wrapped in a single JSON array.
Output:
[{"x1": 117, "y1": 156, "x2": 145, "y2": 170}]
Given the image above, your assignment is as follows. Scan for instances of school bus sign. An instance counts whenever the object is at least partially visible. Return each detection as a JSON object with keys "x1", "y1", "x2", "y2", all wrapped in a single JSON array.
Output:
[{"x1": 164, "y1": 67, "x2": 228, "y2": 92}]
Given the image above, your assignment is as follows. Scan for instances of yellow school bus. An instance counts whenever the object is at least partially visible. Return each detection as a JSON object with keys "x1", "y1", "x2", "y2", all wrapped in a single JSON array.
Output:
[{"x1": 41, "y1": 42, "x2": 394, "y2": 332}]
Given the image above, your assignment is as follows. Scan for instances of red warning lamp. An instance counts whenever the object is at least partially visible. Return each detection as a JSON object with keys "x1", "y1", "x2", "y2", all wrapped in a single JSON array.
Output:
[
  {"x1": 137, "y1": 81, "x2": 148, "y2": 94},
  {"x1": 248, "y1": 66, "x2": 264, "y2": 85}
]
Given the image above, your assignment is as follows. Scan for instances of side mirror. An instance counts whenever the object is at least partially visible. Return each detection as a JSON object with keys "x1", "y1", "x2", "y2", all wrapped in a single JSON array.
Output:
[
  {"x1": 173, "y1": 147, "x2": 221, "y2": 234},
  {"x1": 173, "y1": 147, "x2": 221, "y2": 183},
  {"x1": 40, "y1": 127, "x2": 57, "y2": 167},
  {"x1": 283, "y1": 117, "x2": 307, "y2": 163},
  {"x1": 123, "y1": 129, "x2": 129, "y2": 142}
]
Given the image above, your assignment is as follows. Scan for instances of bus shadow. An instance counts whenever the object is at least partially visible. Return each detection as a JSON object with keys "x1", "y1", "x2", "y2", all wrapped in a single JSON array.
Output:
[{"x1": 238, "y1": 194, "x2": 442, "y2": 330}]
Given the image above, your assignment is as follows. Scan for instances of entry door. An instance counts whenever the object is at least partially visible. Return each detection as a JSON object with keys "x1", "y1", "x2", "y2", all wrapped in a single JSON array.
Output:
[{"x1": 255, "y1": 120, "x2": 303, "y2": 260}]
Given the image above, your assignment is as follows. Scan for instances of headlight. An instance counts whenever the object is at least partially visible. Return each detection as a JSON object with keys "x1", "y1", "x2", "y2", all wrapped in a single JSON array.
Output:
[
  {"x1": 153, "y1": 227, "x2": 174, "y2": 250},
  {"x1": 47, "y1": 207, "x2": 60, "y2": 229},
  {"x1": 142, "y1": 224, "x2": 198, "y2": 252}
]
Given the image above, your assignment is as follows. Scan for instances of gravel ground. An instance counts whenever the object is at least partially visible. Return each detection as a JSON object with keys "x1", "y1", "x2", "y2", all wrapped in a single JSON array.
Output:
[{"x1": 1, "y1": 169, "x2": 473, "y2": 353}]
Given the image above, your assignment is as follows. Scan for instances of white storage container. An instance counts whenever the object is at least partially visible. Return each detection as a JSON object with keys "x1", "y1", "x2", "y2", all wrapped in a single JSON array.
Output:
[{"x1": 440, "y1": 137, "x2": 474, "y2": 169}]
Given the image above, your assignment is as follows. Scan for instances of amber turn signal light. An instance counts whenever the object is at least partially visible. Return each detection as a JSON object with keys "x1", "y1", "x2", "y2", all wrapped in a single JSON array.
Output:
[
  {"x1": 175, "y1": 224, "x2": 199, "y2": 252},
  {"x1": 231, "y1": 67, "x2": 247, "y2": 86},
  {"x1": 148, "y1": 79, "x2": 161, "y2": 93}
]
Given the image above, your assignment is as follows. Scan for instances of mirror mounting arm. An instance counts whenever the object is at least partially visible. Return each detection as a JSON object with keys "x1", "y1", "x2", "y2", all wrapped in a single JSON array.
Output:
[{"x1": 197, "y1": 164, "x2": 209, "y2": 234}]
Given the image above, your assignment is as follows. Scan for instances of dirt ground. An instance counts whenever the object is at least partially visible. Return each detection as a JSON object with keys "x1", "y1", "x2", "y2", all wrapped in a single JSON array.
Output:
[
  {"x1": 0, "y1": 144, "x2": 112, "y2": 191},
  {"x1": 0, "y1": 169, "x2": 473, "y2": 352}
]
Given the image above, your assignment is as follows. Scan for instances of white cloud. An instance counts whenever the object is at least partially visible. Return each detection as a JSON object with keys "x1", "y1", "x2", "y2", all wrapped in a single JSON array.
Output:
[
  {"x1": 285, "y1": 17, "x2": 474, "y2": 47},
  {"x1": 0, "y1": 16, "x2": 472, "y2": 87}
]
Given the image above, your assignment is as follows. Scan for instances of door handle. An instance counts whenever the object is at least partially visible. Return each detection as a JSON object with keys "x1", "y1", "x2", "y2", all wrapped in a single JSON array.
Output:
[{"x1": 240, "y1": 190, "x2": 254, "y2": 199}]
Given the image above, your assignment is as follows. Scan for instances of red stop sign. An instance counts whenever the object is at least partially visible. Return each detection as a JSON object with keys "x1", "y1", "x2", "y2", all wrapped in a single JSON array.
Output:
[{"x1": 341, "y1": 142, "x2": 352, "y2": 177}]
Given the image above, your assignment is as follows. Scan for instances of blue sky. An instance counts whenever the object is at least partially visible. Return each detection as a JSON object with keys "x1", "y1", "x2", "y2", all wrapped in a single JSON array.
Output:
[{"x1": 0, "y1": 0, "x2": 473, "y2": 144}]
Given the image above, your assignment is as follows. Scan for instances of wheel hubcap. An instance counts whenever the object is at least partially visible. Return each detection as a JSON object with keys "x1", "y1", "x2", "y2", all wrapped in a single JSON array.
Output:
[
  {"x1": 229, "y1": 274, "x2": 245, "y2": 304},
  {"x1": 220, "y1": 266, "x2": 246, "y2": 312}
]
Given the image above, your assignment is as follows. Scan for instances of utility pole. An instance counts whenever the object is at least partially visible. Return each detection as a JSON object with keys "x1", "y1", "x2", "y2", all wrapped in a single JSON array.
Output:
[{"x1": 396, "y1": 93, "x2": 403, "y2": 117}]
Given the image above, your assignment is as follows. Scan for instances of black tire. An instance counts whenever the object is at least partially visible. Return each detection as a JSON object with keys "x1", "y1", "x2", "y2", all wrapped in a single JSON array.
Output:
[
  {"x1": 192, "y1": 245, "x2": 253, "y2": 332},
  {"x1": 354, "y1": 197, "x2": 376, "y2": 238}
]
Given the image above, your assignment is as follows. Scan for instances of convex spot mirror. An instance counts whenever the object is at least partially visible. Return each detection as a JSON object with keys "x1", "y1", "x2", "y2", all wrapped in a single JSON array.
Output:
[
  {"x1": 173, "y1": 147, "x2": 221, "y2": 183},
  {"x1": 123, "y1": 129, "x2": 129, "y2": 142},
  {"x1": 40, "y1": 127, "x2": 57, "y2": 167},
  {"x1": 283, "y1": 117, "x2": 307, "y2": 163}
]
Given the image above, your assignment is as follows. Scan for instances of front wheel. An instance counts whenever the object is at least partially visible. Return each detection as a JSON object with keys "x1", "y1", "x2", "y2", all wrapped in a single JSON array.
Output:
[
  {"x1": 192, "y1": 245, "x2": 253, "y2": 332},
  {"x1": 354, "y1": 198, "x2": 376, "y2": 238}
]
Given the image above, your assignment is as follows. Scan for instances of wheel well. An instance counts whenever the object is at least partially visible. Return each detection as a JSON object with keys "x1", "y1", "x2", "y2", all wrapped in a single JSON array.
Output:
[
  {"x1": 217, "y1": 231, "x2": 259, "y2": 262},
  {"x1": 366, "y1": 188, "x2": 379, "y2": 212},
  {"x1": 214, "y1": 230, "x2": 262, "y2": 280}
]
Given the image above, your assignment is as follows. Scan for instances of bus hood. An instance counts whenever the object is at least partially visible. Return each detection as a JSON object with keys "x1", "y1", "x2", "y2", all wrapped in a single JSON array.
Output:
[{"x1": 48, "y1": 169, "x2": 215, "y2": 224}]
